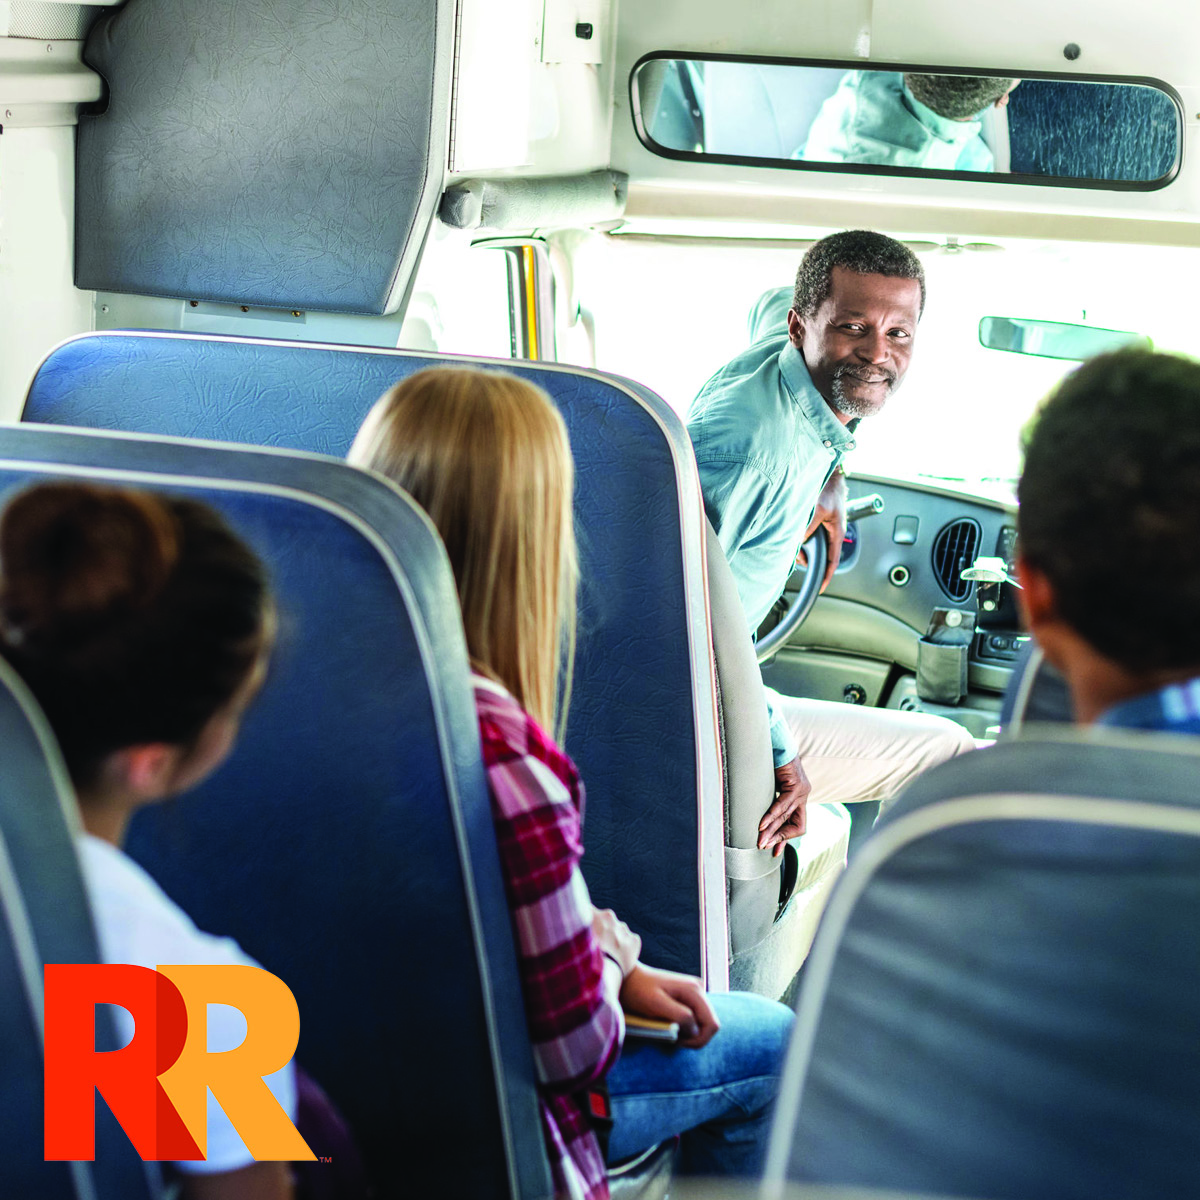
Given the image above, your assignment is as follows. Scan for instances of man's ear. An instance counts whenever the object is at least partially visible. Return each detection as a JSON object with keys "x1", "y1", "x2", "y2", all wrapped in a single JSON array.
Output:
[
  {"x1": 109, "y1": 743, "x2": 184, "y2": 801},
  {"x1": 786, "y1": 308, "x2": 806, "y2": 349}
]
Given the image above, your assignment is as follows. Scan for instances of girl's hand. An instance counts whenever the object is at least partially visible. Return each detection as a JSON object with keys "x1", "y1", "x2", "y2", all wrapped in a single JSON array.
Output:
[{"x1": 619, "y1": 965, "x2": 720, "y2": 1048}]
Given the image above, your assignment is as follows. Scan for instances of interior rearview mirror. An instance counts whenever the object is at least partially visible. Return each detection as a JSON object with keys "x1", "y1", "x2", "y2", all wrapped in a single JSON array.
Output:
[
  {"x1": 632, "y1": 56, "x2": 1182, "y2": 189},
  {"x1": 979, "y1": 317, "x2": 1152, "y2": 360}
]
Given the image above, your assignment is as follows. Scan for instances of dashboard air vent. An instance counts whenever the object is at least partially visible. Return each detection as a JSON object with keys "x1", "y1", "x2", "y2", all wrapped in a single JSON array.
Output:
[{"x1": 931, "y1": 518, "x2": 982, "y2": 602}]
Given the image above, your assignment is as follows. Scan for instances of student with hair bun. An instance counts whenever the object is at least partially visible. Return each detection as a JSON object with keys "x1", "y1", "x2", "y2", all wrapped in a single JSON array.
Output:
[
  {"x1": 0, "y1": 482, "x2": 293, "y2": 1200},
  {"x1": 351, "y1": 368, "x2": 794, "y2": 1200}
]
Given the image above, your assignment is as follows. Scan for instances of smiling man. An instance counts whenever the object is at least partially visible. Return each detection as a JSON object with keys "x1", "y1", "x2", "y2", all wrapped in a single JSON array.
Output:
[{"x1": 688, "y1": 230, "x2": 974, "y2": 853}]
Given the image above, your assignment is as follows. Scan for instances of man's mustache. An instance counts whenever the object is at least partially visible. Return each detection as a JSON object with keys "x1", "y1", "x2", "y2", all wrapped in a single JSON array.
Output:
[{"x1": 834, "y1": 364, "x2": 897, "y2": 387}]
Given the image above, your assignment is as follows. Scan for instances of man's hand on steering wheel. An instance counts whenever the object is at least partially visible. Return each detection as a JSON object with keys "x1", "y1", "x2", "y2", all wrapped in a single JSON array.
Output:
[
  {"x1": 797, "y1": 468, "x2": 848, "y2": 592},
  {"x1": 759, "y1": 754, "x2": 811, "y2": 856}
]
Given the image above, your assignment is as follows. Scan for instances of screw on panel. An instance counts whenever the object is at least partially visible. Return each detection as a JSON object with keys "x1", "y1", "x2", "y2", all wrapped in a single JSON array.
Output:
[
  {"x1": 189, "y1": 300, "x2": 199, "y2": 307},
  {"x1": 1063, "y1": 43, "x2": 1081, "y2": 60}
]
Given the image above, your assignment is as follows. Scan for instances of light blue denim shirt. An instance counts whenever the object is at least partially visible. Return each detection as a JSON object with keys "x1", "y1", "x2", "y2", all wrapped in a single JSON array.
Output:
[
  {"x1": 798, "y1": 70, "x2": 994, "y2": 172},
  {"x1": 688, "y1": 288, "x2": 858, "y2": 767}
]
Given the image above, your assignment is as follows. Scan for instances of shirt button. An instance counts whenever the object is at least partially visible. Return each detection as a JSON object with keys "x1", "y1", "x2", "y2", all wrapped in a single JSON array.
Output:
[
  {"x1": 847, "y1": 440, "x2": 856, "y2": 450},
  {"x1": 822, "y1": 439, "x2": 832, "y2": 448}
]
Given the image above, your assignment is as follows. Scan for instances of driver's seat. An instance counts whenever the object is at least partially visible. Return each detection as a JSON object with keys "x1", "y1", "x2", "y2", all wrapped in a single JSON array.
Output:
[{"x1": 706, "y1": 517, "x2": 851, "y2": 998}]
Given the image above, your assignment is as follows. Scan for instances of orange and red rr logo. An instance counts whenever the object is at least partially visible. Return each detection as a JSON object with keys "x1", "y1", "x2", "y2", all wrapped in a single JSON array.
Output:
[{"x1": 44, "y1": 964, "x2": 315, "y2": 1163}]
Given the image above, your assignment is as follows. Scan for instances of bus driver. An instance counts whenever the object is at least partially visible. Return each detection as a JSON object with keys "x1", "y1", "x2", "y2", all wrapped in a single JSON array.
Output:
[{"x1": 688, "y1": 230, "x2": 976, "y2": 854}]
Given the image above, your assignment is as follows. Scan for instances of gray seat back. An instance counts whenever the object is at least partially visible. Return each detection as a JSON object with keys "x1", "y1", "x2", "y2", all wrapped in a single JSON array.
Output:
[
  {"x1": 768, "y1": 729, "x2": 1200, "y2": 1200},
  {"x1": 76, "y1": 0, "x2": 451, "y2": 313},
  {"x1": 706, "y1": 521, "x2": 785, "y2": 970},
  {"x1": 1000, "y1": 642, "x2": 1072, "y2": 730}
]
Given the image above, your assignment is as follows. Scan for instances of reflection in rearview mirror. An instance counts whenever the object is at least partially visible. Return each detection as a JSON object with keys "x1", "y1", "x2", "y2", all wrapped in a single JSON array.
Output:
[
  {"x1": 979, "y1": 317, "x2": 1152, "y2": 360},
  {"x1": 632, "y1": 58, "x2": 1181, "y2": 188}
]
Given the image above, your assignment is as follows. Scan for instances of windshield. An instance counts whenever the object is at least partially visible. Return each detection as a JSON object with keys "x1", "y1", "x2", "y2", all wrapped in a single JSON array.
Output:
[{"x1": 574, "y1": 233, "x2": 1199, "y2": 502}]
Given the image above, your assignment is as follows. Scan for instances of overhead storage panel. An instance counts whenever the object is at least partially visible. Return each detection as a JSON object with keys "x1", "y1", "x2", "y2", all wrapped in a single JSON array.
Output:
[{"x1": 75, "y1": 0, "x2": 450, "y2": 314}]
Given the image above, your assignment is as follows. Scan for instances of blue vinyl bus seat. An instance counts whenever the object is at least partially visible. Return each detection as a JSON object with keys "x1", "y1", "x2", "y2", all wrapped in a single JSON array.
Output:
[
  {"x1": 0, "y1": 657, "x2": 161, "y2": 1200},
  {"x1": 0, "y1": 424, "x2": 550, "y2": 1200},
  {"x1": 24, "y1": 333, "x2": 727, "y2": 984},
  {"x1": 767, "y1": 730, "x2": 1200, "y2": 1200}
]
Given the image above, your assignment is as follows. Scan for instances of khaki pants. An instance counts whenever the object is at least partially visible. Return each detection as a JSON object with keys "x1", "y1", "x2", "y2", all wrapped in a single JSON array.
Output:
[{"x1": 776, "y1": 694, "x2": 976, "y2": 808}]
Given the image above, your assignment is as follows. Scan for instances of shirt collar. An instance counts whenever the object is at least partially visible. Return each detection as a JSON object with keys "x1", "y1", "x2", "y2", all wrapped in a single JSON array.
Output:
[
  {"x1": 900, "y1": 80, "x2": 985, "y2": 148},
  {"x1": 471, "y1": 670, "x2": 513, "y2": 699},
  {"x1": 1096, "y1": 676, "x2": 1200, "y2": 731},
  {"x1": 779, "y1": 342, "x2": 859, "y2": 452}
]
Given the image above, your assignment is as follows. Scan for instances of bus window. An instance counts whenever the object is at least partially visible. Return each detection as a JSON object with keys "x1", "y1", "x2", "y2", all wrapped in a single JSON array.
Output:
[{"x1": 400, "y1": 228, "x2": 513, "y2": 359}]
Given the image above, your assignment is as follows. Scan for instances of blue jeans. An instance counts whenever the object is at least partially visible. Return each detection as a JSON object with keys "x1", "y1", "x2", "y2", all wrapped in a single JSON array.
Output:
[{"x1": 604, "y1": 991, "x2": 794, "y2": 1176}]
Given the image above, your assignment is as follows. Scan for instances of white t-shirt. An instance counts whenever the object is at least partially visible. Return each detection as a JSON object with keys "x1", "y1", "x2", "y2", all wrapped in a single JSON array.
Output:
[{"x1": 77, "y1": 833, "x2": 298, "y2": 1175}]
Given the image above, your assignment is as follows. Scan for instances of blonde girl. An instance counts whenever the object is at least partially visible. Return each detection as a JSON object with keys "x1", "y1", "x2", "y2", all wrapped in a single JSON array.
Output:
[{"x1": 351, "y1": 367, "x2": 792, "y2": 1199}]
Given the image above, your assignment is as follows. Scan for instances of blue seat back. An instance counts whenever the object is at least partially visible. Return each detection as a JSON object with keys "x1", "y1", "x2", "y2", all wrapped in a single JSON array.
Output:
[
  {"x1": 768, "y1": 731, "x2": 1200, "y2": 1200},
  {"x1": 0, "y1": 658, "x2": 160, "y2": 1200},
  {"x1": 0, "y1": 424, "x2": 549, "y2": 1200},
  {"x1": 24, "y1": 333, "x2": 724, "y2": 981}
]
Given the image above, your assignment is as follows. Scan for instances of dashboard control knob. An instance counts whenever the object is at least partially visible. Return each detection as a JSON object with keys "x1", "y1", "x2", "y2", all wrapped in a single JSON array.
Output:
[
  {"x1": 888, "y1": 564, "x2": 910, "y2": 587},
  {"x1": 843, "y1": 683, "x2": 867, "y2": 705}
]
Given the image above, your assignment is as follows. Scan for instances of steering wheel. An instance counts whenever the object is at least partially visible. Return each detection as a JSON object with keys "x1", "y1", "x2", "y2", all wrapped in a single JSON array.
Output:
[{"x1": 755, "y1": 529, "x2": 828, "y2": 664}]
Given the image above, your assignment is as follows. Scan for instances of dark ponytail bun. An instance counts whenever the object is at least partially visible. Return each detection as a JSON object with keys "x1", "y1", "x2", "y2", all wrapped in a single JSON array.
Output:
[
  {"x1": 0, "y1": 482, "x2": 270, "y2": 787},
  {"x1": 0, "y1": 484, "x2": 180, "y2": 648}
]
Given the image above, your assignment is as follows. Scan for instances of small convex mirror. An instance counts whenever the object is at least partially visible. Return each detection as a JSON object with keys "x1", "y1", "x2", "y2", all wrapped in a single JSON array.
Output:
[
  {"x1": 979, "y1": 317, "x2": 1152, "y2": 360},
  {"x1": 632, "y1": 57, "x2": 1182, "y2": 188}
]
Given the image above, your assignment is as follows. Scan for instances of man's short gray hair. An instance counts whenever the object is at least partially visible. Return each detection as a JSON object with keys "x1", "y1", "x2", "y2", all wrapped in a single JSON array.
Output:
[
  {"x1": 792, "y1": 230, "x2": 926, "y2": 319},
  {"x1": 905, "y1": 73, "x2": 1017, "y2": 121}
]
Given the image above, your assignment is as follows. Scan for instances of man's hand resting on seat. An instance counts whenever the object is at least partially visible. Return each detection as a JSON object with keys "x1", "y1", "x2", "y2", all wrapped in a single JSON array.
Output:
[
  {"x1": 797, "y1": 469, "x2": 848, "y2": 592},
  {"x1": 759, "y1": 754, "x2": 811, "y2": 855},
  {"x1": 620, "y1": 965, "x2": 720, "y2": 1049}
]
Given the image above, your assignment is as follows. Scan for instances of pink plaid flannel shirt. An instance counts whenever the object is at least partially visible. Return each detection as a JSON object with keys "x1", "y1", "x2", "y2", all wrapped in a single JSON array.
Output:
[{"x1": 473, "y1": 674, "x2": 625, "y2": 1200}]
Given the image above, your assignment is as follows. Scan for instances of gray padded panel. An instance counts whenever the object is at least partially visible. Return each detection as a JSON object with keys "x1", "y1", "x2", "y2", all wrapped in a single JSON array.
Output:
[
  {"x1": 24, "y1": 333, "x2": 712, "y2": 977},
  {"x1": 998, "y1": 642, "x2": 1072, "y2": 731},
  {"x1": 0, "y1": 425, "x2": 550, "y2": 1200},
  {"x1": 0, "y1": 659, "x2": 159, "y2": 1200},
  {"x1": 773, "y1": 732, "x2": 1200, "y2": 1200},
  {"x1": 76, "y1": 0, "x2": 447, "y2": 313},
  {"x1": 706, "y1": 516, "x2": 780, "y2": 948}
]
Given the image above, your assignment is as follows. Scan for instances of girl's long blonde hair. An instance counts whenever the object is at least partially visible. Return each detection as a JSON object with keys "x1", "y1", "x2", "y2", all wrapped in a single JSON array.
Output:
[{"x1": 349, "y1": 367, "x2": 577, "y2": 737}]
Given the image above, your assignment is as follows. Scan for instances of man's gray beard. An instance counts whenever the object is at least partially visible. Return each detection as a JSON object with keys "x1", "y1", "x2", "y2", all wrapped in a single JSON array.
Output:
[{"x1": 830, "y1": 370, "x2": 895, "y2": 419}]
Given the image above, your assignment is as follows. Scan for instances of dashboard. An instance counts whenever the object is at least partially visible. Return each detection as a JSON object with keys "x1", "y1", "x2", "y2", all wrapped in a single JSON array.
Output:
[{"x1": 760, "y1": 474, "x2": 1025, "y2": 737}]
